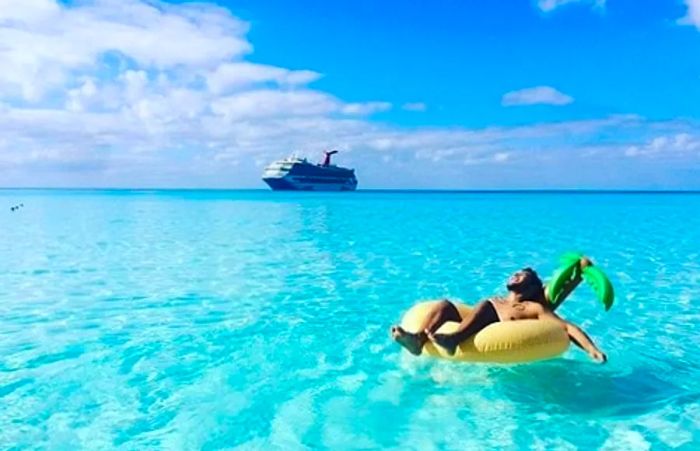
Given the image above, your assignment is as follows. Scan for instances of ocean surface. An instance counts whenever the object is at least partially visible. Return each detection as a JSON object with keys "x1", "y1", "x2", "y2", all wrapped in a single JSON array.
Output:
[{"x1": 1, "y1": 189, "x2": 699, "y2": 450}]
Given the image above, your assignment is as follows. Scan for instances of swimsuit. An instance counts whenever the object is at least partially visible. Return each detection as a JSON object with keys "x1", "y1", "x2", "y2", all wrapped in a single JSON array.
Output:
[
  {"x1": 480, "y1": 299, "x2": 502, "y2": 326},
  {"x1": 453, "y1": 299, "x2": 501, "y2": 341}
]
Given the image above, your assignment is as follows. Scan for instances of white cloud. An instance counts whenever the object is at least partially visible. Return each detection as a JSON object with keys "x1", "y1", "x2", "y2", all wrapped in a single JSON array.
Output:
[
  {"x1": 678, "y1": 0, "x2": 700, "y2": 29},
  {"x1": 211, "y1": 90, "x2": 339, "y2": 119},
  {"x1": 65, "y1": 79, "x2": 99, "y2": 112},
  {"x1": 402, "y1": 102, "x2": 427, "y2": 112},
  {"x1": 341, "y1": 102, "x2": 392, "y2": 115},
  {"x1": 502, "y1": 86, "x2": 574, "y2": 106},
  {"x1": 537, "y1": 0, "x2": 606, "y2": 13},
  {"x1": 207, "y1": 62, "x2": 321, "y2": 94},
  {"x1": 0, "y1": 0, "x2": 697, "y2": 189},
  {"x1": 209, "y1": 91, "x2": 390, "y2": 120},
  {"x1": 625, "y1": 134, "x2": 700, "y2": 157},
  {"x1": 0, "y1": 0, "x2": 251, "y2": 101},
  {"x1": 0, "y1": 0, "x2": 61, "y2": 25},
  {"x1": 493, "y1": 152, "x2": 511, "y2": 162},
  {"x1": 461, "y1": 152, "x2": 512, "y2": 166}
]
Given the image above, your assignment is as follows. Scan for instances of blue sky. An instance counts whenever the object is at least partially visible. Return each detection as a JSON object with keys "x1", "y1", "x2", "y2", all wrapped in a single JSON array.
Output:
[
  {"x1": 1, "y1": 0, "x2": 700, "y2": 189},
  {"x1": 234, "y1": 0, "x2": 699, "y2": 126}
]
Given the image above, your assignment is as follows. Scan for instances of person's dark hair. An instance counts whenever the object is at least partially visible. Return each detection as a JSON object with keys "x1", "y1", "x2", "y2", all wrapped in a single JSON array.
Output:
[{"x1": 507, "y1": 267, "x2": 546, "y2": 303}]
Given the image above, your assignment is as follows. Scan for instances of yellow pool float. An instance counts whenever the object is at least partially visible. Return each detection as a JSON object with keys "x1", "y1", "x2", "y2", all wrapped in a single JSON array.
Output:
[{"x1": 400, "y1": 301, "x2": 570, "y2": 363}]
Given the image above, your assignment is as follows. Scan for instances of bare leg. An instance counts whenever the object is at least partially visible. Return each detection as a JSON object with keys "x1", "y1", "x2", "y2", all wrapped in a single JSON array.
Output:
[
  {"x1": 391, "y1": 300, "x2": 462, "y2": 355},
  {"x1": 427, "y1": 301, "x2": 499, "y2": 355}
]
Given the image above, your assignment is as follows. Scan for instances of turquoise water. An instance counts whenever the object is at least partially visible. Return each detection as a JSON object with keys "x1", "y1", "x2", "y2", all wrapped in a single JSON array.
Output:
[{"x1": 1, "y1": 190, "x2": 699, "y2": 450}]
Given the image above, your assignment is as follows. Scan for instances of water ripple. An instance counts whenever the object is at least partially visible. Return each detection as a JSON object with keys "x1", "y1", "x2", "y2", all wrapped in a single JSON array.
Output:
[{"x1": 1, "y1": 191, "x2": 700, "y2": 448}]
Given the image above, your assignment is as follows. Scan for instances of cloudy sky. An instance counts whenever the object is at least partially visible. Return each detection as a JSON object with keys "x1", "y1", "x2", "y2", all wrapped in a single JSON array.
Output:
[{"x1": 1, "y1": 0, "x2": 700, "y2": 189}]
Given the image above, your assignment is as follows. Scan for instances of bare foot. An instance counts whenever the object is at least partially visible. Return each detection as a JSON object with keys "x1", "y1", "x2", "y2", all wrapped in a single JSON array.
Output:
[
  {"x1": 390, "y1": 325, "x2": 425, "y2": 356},
  {"x1": 426, "y1": 331, "x2": 459, "y2": 356}
]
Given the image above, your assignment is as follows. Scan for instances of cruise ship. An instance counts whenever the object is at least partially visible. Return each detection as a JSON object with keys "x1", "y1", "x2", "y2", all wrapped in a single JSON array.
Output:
[{"x1": 262, "y1": 151, "x2": 358, "y2": 191}]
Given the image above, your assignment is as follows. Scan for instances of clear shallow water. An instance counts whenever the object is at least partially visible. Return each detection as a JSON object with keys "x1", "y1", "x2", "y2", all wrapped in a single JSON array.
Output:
[{"x1": 1, "y1": 190, "x2": 699, "y2": 450}]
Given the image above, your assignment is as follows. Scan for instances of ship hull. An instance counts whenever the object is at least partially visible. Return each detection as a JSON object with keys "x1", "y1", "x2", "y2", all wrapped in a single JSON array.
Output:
[{"x1": 263, "y1": 176, "x2": 357, "y2": 191}]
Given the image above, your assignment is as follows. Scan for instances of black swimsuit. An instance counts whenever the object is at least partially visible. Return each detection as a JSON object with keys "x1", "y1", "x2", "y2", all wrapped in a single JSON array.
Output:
[
  {"x1": 481, "y1": 299, "x2": 502, "y2": 325},
  {"x1": 453, "y1": 299, "x2": 501, "y2": 342}
]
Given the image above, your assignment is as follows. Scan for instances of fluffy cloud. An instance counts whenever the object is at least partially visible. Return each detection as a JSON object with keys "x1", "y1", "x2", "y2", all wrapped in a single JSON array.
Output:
[
  {"x1": 341, "y1": 102, "x2": 392, "y2": 115},
  {"x1": 206, "y1": 63, "x2": 321, "y2": 94},
  {"x1": 211, "y1": 90, "x2": 339, "y2": 119},
  {"x1": 0, "y1": 0, "x2": 394, "y2": 178},
  {"x1": 537, "y1": 0, "x2": 606, "y2": 13},
  {"x1": 679, "y1": 0, "x2": 700, "y2": 29},
  {"x1": 0, "y1": 0, "x2": 251, "y2": 101},
  {"x1": 625, "y1": 134, "x2": 700, "y2": 157},
  {"x1": 0, "y1": 0, "x2": 697, "y2": 189},
  {"x1": 502, "y1": 86, "x2": 574, "y2": 106}
]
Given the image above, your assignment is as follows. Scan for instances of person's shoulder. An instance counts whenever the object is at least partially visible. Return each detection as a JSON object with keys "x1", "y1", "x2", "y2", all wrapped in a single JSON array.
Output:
[{"x1": 523, "y1": 300, "x2": 546, "y2": 312}]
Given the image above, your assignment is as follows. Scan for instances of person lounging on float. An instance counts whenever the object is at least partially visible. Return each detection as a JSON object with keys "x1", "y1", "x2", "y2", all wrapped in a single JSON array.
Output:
[{"x1": 390, "y1": 257, "x2": 607, "y2": 363}]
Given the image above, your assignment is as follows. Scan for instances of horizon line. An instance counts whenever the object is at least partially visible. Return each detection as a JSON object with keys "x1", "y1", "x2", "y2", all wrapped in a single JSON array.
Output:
[{"x1": 2, "y1": 187, "x2": 700, "y2": 194}]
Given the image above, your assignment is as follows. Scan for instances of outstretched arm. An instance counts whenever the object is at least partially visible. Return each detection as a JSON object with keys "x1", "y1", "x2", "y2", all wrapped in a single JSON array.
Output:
[{"x1": 540, "y1": 310, "x2": 607, "y2": 363}]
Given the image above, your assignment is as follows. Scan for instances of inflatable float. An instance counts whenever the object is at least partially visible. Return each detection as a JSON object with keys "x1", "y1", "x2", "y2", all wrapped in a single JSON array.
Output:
[
  {"x1": 547, "y1": 252, "x2": 614, "y2": 311},
  {"x1": 398, "y1": 253, "x2": 615, "y2": 364},
  {"x1": 400, "y1": 301, "x2": 570, "y2": 363}
]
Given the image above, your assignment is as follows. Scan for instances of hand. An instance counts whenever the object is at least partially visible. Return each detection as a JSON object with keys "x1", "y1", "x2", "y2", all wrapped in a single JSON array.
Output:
[
  {"x1": 579, "y1": 256, "x2": 594, "y2": 269},
  {"x1": 589, "y1": 350, "x2": 607, "y2": 364}
]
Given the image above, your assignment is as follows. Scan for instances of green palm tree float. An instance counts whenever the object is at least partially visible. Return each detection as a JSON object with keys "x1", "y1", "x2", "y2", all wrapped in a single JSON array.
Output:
[{"x1": 547, "y1": 252, "x2": 615, "y2": 311}]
